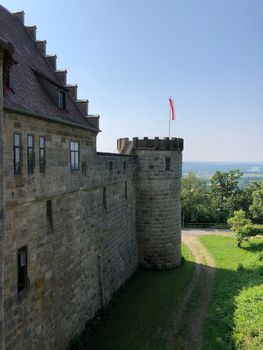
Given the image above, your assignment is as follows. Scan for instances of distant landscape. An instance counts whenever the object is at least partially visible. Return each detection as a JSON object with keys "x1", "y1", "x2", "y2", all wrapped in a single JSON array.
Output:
[{"x1": 183, "y1": 161, "x2": 263, "y2": 186}]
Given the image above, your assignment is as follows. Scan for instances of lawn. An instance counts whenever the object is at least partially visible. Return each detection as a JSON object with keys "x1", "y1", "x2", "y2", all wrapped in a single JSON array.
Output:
[
  {"x1": 69, "y1": 235, "x2": 263, "y2": 350},
  {"x1": 200, "y1": 235, "x2": 263, "y2": 350},
  {"x1": 69, "y1": 243, "x2": 195, "y2": 350}
]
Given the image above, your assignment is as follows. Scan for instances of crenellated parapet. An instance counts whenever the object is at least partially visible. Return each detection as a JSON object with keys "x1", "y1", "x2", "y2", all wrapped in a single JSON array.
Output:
[{"x1": 117, "y1": 137, "x2": 184, "y2": 154}]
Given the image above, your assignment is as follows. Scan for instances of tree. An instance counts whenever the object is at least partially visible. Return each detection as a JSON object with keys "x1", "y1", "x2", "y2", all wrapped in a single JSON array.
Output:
[
  {"x1": 227, "y1": 210, "x2": 252, "y2": 246},
  {"x1": 249, "y1": 181, "x2": 263, "y2": 223},
  {"x1": 236, "y1": 182, "x2": 260, "y2": 220},
  {"x1": 210, "y1": 169, "x2": 243, "y2": 222},
  {"x1": 181, "y1": 172, "x2": 213, "y2": 225}
]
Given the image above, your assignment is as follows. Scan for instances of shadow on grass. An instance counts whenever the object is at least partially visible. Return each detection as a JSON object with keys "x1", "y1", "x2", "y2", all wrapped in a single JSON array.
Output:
[
  {"x1": 240, "y1": 241, "x2": 263, "y2": 253},
  {"x1": 69, "y1": 240, "x2": 263, "y2": 350}
]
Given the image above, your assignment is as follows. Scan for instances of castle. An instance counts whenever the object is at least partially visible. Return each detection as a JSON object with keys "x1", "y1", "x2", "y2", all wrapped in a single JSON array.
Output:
[{"x1": 0, "y1": 6, "x2": 183, "y2": 349}]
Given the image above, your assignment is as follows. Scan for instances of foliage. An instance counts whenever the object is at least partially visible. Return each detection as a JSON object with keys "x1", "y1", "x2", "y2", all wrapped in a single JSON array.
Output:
[
  {"x1": 227, "y1": 209, "x2": 252, "y2": 231},
  {"x1": 181, "y1": 169, "x2": 263, "y2": 226},
  {"x1": 210, "y1": 169, "x2": 243, "y2": 222},
  {"x1": 181, "y1": 172, "x2": 213, "y2": 224},
  {"x1": 200, "y1": 235, "x2": 263, "y2": 350},
  {"x1": 249, "y1": 181, "x2": 263, "y2": 222},
  {"x1": 234, "y1": 285, "x2": 263, "y2": 350},
  {"x1": 228, "y1": 210, "x2": 263, "y2": 246}
]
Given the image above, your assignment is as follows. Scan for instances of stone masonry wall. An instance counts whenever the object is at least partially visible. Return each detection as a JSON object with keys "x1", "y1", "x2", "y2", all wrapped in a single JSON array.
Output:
[
  {"x1": 136, "y1": 149, "x2": 182, "y2": 268},
  {"x1": 118, "y1": 137, "x2": 183, "y2": 270},
  {"x1": 0, "y1": 50, "x2": 5, "y2": 350},
  {"x1": 2, "y1": 112, "x2": 138, "y2": 349}
]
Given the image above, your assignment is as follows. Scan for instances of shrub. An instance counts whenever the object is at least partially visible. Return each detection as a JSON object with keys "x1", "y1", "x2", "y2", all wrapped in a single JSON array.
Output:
[{"x1": 236, "y1": 224, "x2": 263, "y2": 247}]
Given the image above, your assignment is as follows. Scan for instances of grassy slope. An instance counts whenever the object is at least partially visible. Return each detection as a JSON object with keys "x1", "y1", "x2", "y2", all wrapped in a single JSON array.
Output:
[
  {"x1": 69, "y1": 244, "x2": 195, "y2": 350},
  {"x1": 200, "y1": 235, "x2": 263, "y2": 350}
]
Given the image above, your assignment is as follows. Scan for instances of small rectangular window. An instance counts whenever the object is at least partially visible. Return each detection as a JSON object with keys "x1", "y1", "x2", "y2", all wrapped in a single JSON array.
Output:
[
  {"x1": 123, "y1": 161, "x2": 126, "y2": 170},
  {"x1": 109, "y1": 161, "x2": 113, "y2": 172},
  {"x1": 47, "y1": 200, "x2": 53, "y2": 232},
  {"x1": 39, "y1": 136, "x2": 46, "y2": 173},
  {"x1": 59, "y1": 90, "x2": 67, "y2": 109},
  {"x1": 18, "y1": 246, "x2": 28, "y2": 292},
  {"x1": 70, "y1": 142, "x2": 79, "y2": 170},
  {"x1": 81, "y1": 161, "x2": 87, "y2": 176},
  {"x1": 3, "y1": 56, "x2": 11, "y2": 89},
  {"x1": 165, "y1": 157, "x2": 171, "y2": 171},
  {"x1": 103, "y1": 187, "x2": 107, "y2": 210},
  {"x1": 27, "y1": 135, "x2": 34, "y2": 174},
  {"x1": 14, "y1": 133, "x2": 22, "y2": 175},
  {"x1": 125, "y1": 181, "x2": 128, "y2": 199}
]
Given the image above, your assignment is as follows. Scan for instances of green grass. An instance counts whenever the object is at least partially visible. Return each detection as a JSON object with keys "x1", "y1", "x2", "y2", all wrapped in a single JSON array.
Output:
[
  {"x1": 69, "y1": 244, "x2": 195, "y2": 350},
  {"x1": 200, "y1": 235, "x2": 263, "y2": 350}
]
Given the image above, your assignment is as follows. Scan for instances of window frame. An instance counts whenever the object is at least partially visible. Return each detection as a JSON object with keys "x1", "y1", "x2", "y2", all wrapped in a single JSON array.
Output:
[
  {"x1": 70, "y1": 141, "x2": 80, "y2": 171},
  {"x1": 39, "y1": 136, "x2": 46, "y2": 173},
  {"x1": 27, "y1": 134, "x2": 35, "y2": 174},
  {"x1": 165, "y1": 157, "x2": 171, "y2": 171},
  {"x1": 17, "y1": 246, "x2": 28, "y2": 293},
  {"x1": 13, "y1": 133, "x2": 22, "y2": 175},
  {"x1": 103, "y1": 187, "x2": 107, "y2": 210},
  {"x1": 58, "y1": 90, "x2": 67, "y2": 110}
]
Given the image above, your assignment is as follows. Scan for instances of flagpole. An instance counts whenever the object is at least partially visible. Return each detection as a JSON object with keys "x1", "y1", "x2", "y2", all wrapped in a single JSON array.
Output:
[{"x1": 168, "y1": 96, "x2": 171, "y2": 138}]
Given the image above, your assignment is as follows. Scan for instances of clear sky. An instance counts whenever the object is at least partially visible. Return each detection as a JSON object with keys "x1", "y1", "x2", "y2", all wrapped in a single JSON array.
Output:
[{"x1": 2, "y1": 0, "x2": 263, "y2": 161}]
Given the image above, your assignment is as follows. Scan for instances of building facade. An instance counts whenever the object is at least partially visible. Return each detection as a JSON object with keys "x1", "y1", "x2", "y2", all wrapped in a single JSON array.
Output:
[{"x1": 0, "y1": 6, "x2": 183, "y2": 350}]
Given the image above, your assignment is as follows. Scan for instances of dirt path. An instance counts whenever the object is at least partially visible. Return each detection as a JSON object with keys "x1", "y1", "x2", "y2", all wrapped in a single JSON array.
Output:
[{"x1": 170, "y1": 231, "x2": 220, "y2": 350}]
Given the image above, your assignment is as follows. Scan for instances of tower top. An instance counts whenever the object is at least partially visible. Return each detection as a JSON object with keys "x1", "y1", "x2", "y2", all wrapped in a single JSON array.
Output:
[{"x1": 117, "y1": 137, "x2": 184, "y2": 154}]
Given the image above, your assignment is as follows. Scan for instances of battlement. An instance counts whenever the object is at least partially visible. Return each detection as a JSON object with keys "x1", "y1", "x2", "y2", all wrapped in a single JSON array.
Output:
[{"x1": 117, "y1": 137, "x2": 184, "y2": 154}]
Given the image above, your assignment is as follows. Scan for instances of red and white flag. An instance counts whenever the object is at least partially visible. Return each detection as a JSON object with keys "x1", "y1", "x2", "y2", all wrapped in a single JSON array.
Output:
[{"x1": 169, "y1": 97, "x2": 175, "y2": 120}]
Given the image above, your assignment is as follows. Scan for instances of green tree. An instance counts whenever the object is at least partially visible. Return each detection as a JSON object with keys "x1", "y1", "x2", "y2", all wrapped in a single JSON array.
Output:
[
  {"x1": 227, "y1": 210, "x2": 252, "y2": 246},
  {"x1": 249, "y1": 180, "x2": 263, "y2": 222},
  {"x1": 181, "y1": 172, "x2": 212, "y2": 225},
  {"x1": 237, "y1": 182, "x2": 260, "y2": 220},
  {"x1": 210, "y1": 169, "x2": 243, "y2": 222}
]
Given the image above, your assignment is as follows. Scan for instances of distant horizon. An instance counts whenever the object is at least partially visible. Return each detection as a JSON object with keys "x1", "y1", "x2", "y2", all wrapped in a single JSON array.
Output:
[
  {"x1": 2, "y1": 0, "x2": 263, "y2": 161},
  {"x1": 184, "y1": 160, "x2": 263, "y2": 163}
]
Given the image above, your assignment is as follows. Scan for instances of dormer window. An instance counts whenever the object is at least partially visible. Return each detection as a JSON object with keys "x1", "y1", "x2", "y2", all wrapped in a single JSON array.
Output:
[
  {"x1": 3, "y1": 61, "x2": 10, "y2": 88},
  {"x1": 3, "y1": 53, "x2": 12, "y2": 90},
  {"x1": 58, "y1": 90, "x2": 67, "y2": 110}
]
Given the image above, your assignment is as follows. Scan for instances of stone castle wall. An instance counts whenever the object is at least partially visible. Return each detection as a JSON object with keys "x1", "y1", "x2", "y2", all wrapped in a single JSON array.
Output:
[
  {"x1": 1, "y1": 112, "x2": 183, "y2": 349},
  {"x1": 2, "y1": 112, "x2": 138, "y2": 349},
  {"x1": 118, "y1": 137, "x2": 183, "y2": 269},
  {"x1": 0, "y1": 50, "x2": 5, "y2": 350}
]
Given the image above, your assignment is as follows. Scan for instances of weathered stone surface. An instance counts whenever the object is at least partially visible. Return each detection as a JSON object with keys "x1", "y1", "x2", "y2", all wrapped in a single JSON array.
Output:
[{"x1": 1, "y1": 119, "x2": 183, "y2": 349}]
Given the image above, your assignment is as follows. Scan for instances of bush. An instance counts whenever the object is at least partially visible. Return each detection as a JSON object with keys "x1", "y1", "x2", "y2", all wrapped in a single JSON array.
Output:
[
  {"x1": 227, "y1": 210, "x2": 252, "y2": 231},
  {"x1": 236, "y1": 224, "x2": 263, "y2": 247}
]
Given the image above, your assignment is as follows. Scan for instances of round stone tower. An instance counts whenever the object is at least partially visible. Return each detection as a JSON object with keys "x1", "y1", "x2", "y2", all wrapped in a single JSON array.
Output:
[{"x1": 117, "y1": 137, "x2": 184, "y2": 269}]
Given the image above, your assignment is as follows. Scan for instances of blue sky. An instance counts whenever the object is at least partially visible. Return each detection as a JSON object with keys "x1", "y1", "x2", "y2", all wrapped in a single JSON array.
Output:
[{"x1": 2, "y1": 0, "x2": 263, "y2": 161}]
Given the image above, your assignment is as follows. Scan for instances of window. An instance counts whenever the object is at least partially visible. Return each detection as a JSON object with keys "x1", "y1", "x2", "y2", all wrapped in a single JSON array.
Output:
[
  {"x1": 58, "y1": 90, "x2": 67, "y2": 109},
  {"x1": 27, "y1": 135, "x2": 34, "y2": 174},
  {"x1": 70, "y1": 142, "x2": 79, "y2": 170},
  {"x1": 103, "y1": 187, "x2": 107, "y2": 210},
  {"x1": 109, "y1": 161, "x2": 113, "y2": 172},
  {"x1": 125, "y1": 181, "x2": 128, "y2": 199},
  {"x1": 14, "y1": 133, "x2": 22, "y2": 175},
  {"x1": 39, "y1": 136, "x2": 46, "y2": 173},
  {"x1": 18, "y1": 246, "x2": 28, "y2": 292},
  {"x1": 165, "y1": 157, "x2": 171, "y2": 171},
  {"x1": 81, "y1": 161, "x2": 87, "y2": 176},
  {"x1": 3, "y1": 58, "x2": 11, "y2": 89},
  {"x1": 47, "y1": 200, "x2": 53, "y2": 232},
  {"x1": 123, "y1": 161, "x2": 126, "y2": 170}
]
